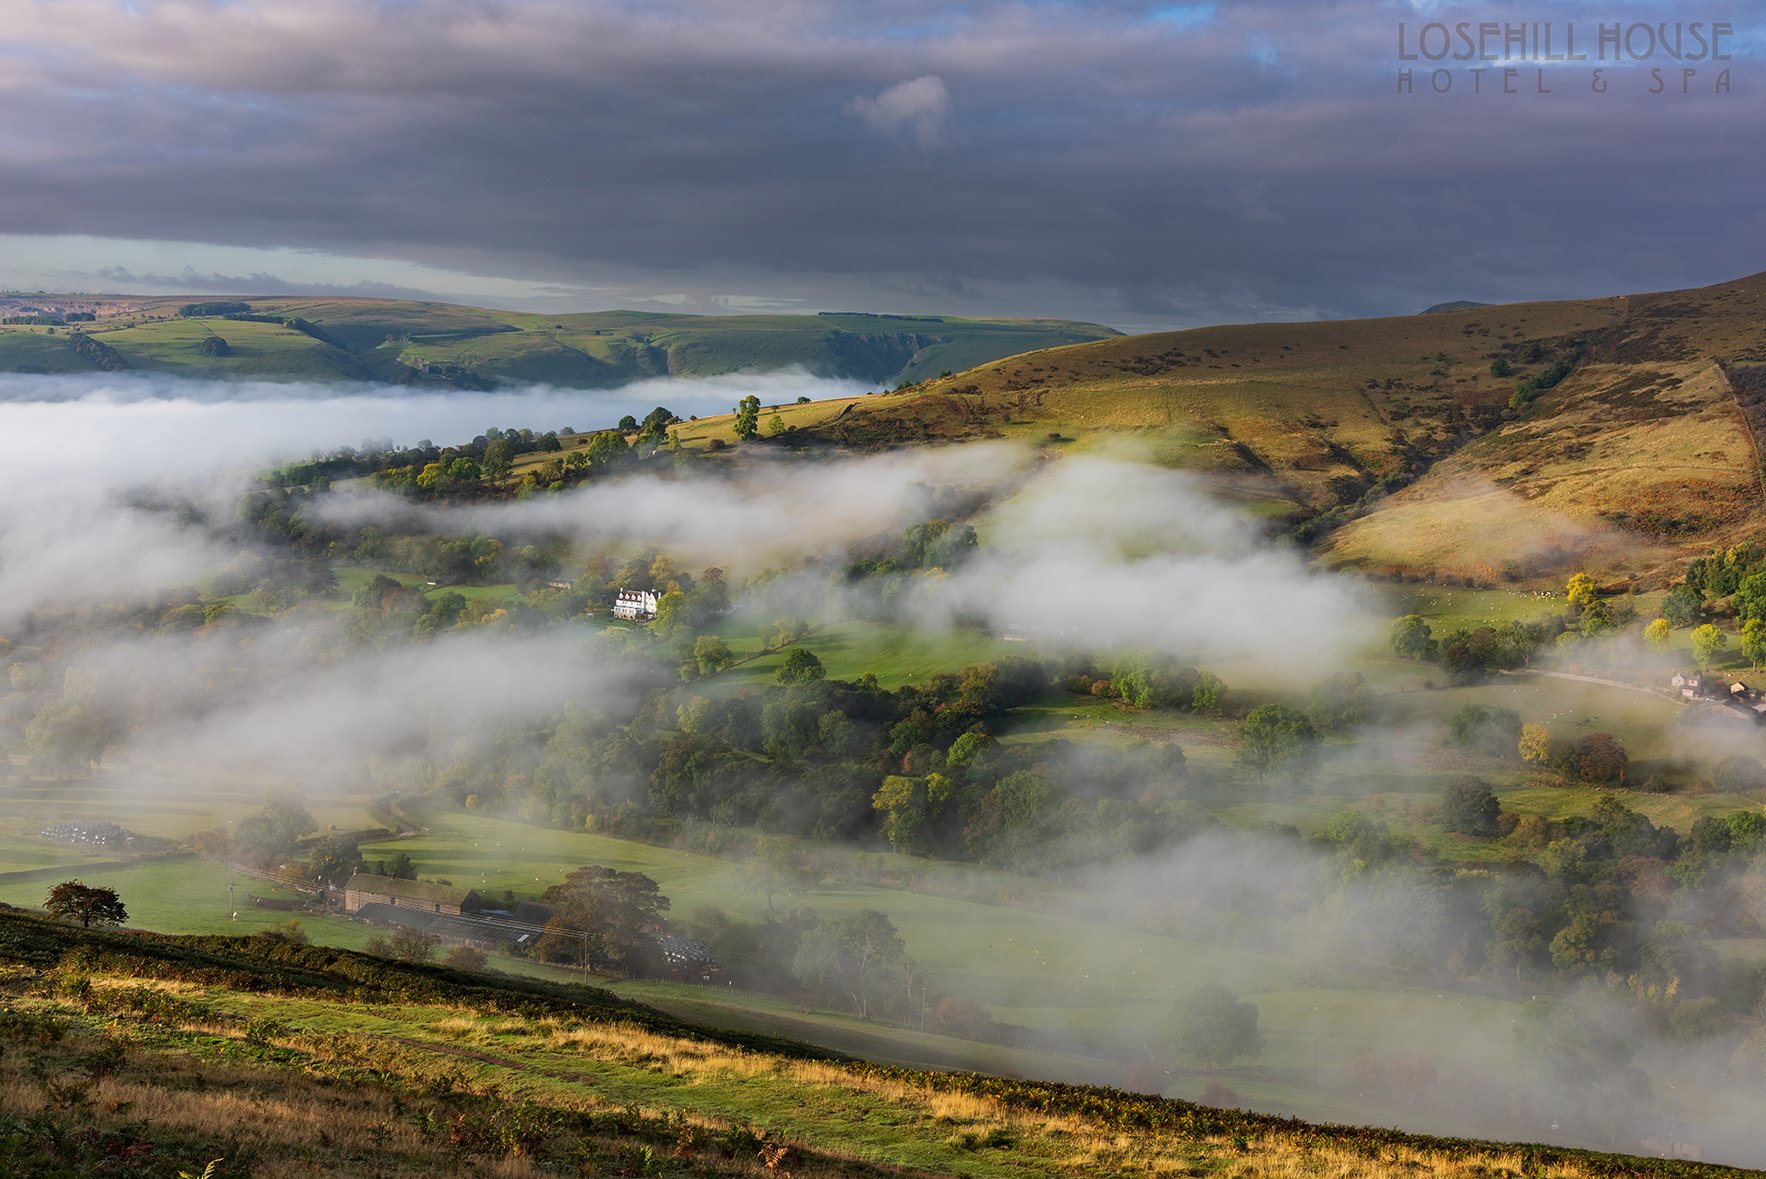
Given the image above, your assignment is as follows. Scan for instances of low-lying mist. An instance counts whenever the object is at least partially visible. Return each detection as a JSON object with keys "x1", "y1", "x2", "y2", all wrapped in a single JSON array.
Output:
[{"x1": 1, "y1": 372, "x2": 1761, "y2": 1168}]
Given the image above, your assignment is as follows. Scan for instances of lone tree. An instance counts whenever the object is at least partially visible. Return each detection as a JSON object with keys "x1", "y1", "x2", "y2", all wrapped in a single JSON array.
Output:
[
  {"x1": 1388, "y1": 614, "x2": 1435, "y2": 661},
  {"x1": 1691, "y1": 623, "x2": 1728, "y2": 670},
  {"x1": 733, "y1": 395, "x2": 762, "y2": 441},
  {"x1": 1171, "y1": 983, "x2": 1263, "y2": 1071},
  {"x1": 1440, "y1": 776, "x2": 1502, "y2": 837},
  {"x1": 1236, "y1": 704, "x2": 1320, "y2": 784},
  {"x1": 776, "y1": 647, "x2": 826, "y2": 685},
  {"x1": 792, "y1": 909, "x2": 908, "y2": 1020},
  {"x1": 44, "y1": 880, "x2": 127, "y2": 928}
]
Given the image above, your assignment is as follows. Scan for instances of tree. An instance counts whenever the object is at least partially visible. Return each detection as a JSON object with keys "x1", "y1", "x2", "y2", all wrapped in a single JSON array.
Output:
[
  {"x1": 872, "y1": 775, "x2": 927, "y2": 853},
  {"x1": 1743, "y1": 618, "x2": 1766, "y2": 670},
  {"x1": 1642, "y1": 617, "x2": 1671, "y2": 652},
  {"x1": 257, "y1": 918, "x2": 309, "y2": 944},
  {"x1": 25, "y1": 702, "x2": 116, "y2": 779},
  {"x1": 1170, "y1": 984, "x2": 1263, "y2": 1071},
  {"x1": 1571, "y1": 732, "x2": 1628, "y2": 785},
  {"x1": 308, "y1": 835, "x2": 362, "y2": 886},
  {"x1": 1111, "y1": 653, "x2": 1206, "y2": 711},
  {"x1": 233, "y1": 793, "x2": 317, "y2": 865},
  {"x1": 764, "y1": 615, "x2": 809, "y2": 649},
  {"x1": 1307, "y1": 672, "x2": 1370, "y2": 733},
  {"x1": 1518, "y1": 722, "x2": 1553, "y2": 765},
  {"x1": 585, "y1": 429, "x2": 631, "y2": 470},
  {"x1": 444, "y1": 943, "x2": 488, "y2": 971},
  {"x1": 652, "y1": 590, "x2": 691, "y2": 636},
  {"x1": 369, "y1": 851, "x2": 418, "y2": 880},
  {"x1": 792, "y1": 909, "x2": 907, "y2": 1019},
  {"x1": 1388, "y1": 614, "x2": 1435, "y2": 660},
  {"x1": 1662, "y1": 584, "x2": 1703, "y2": 628},
  {"x1": 617, "y1": 414, "x2": 639, "y2": 432},
  {"x1": 1236, "y1": 704, "x2": 1320, "y2": 784},
  {"x1": 372, "y1": 928, "x2": 439, "y2": 963},
  {"x1": 901, "y1": 520, "x2": 978, "y2": 569},
  {"x1": 1447, "y1": 703, "x2": 1520, "y2": 757},
  {"x1": 744, "y1": 835, "x2": 811, "y2": 912},
  {"x1": 44, "y1": 880, "x2": 127, "y2": 928},
  {"x1": 1713, "y1": 755, "x2": 1766, "y2": 793},
  {"x1": 691, "y1": 635, "x2": 734, "y2": 677},
  {"x1": 480, "y1": 437, "x2": 514, "y2": 479},
  {"x1": 733, "y1": 395, "x2": 762, "y2": 441},
  {"x1": 1691, "y1": 623, "x2": 1727, "y2": 670},
  {"x1": 540, "y1": 865, "x2": 670, "y2": 966},
  {"x1": 776, "y1": 647, "x2": 826, "y2": 685},
  {"x1": 1565, "y1": 571, "x2": 1597, "y2": 613},
  {"x1": 1440, "y1": 776, "x2": 1501, "y2": 837}
]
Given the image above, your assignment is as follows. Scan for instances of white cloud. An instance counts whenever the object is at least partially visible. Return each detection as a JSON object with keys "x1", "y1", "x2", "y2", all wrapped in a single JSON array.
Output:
[{"x1": 846, "y1": 75, "x2": 951, "y2": 146}]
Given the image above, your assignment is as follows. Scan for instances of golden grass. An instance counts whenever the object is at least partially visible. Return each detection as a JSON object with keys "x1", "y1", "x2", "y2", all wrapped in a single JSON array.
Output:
[
  {"x1": 1327, "y1": 359, "x2": 1762, "y2": 582},
  {"x1": 8, "y1": 969, "x2": 1736, "y2": 1179}
]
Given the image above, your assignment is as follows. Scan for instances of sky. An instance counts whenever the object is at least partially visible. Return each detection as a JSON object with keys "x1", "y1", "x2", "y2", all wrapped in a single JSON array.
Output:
[{"x1": 0, "y1": 0, "x2": 1759, "y2": 330}]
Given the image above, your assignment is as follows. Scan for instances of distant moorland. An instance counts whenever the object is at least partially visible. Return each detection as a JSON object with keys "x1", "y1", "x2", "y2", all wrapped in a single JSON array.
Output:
[{"x1": 0, "y1": 293, "x2": 1119, "y2": 389}]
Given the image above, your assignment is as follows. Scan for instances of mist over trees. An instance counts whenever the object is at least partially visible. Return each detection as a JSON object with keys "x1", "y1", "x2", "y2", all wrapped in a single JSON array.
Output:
[{"x1": 10, "y1": 381, "x2": 1766, "y2": 1165}]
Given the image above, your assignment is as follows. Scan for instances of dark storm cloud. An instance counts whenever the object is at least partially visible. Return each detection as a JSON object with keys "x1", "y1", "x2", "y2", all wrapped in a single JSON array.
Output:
[
  {"x1": 92, "y1": 266, "x2": 446, "y2": 301},
  {"x1": 2, "y1": 0, "x2": 1759, "y2": 325}
]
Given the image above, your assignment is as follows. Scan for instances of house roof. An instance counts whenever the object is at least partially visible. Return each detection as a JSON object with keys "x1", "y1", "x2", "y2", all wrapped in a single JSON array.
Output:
[{"x1": 345, "y1": 873, "x2": 476, "y2": 906}]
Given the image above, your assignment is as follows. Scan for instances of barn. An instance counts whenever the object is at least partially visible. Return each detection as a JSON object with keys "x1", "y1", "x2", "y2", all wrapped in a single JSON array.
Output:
[{"x1": 342, "y1": 873, "x2": 482, "y2": 916}]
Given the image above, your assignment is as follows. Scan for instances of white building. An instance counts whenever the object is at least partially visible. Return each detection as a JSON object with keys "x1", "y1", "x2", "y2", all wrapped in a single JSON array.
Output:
[{"x1": 612, "y1": 588, "x2": 661, "y2": 620}]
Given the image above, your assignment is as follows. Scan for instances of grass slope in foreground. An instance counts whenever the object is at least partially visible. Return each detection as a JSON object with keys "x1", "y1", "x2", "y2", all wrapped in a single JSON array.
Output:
[{"x1": 0, "y1": 911, "x2": 1746, "y2": 1179}]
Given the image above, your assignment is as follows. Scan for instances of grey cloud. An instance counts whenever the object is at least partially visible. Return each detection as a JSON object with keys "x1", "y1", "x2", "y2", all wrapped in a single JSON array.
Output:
[
  {"x1": 847, "y1": 75, "x2": 951, "y2": 146},
  {"x1": 91, "y1": 265, "x2": 448, "y2": 302},
  {"x1": 0, "y1": 1, "x2": 1756, "y2": 325}
]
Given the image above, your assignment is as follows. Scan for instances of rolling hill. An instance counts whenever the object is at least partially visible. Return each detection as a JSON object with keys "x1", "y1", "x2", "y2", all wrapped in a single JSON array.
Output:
[
  {"x1": 0, "y1": 908, "x2": 1743, "y2": 1178},
  {"x1": 745, "y1": 271, "x2": 1766, "y2": 585},
  {"x1": 0, "y1": 294, "x2": 1119, "y2": 389}
]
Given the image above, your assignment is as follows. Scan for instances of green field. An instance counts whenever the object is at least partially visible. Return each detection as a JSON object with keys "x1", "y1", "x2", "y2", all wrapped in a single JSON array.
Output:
[
  {"x1": 7, "y1": 912, "x2": 1732, "y2": 1179},
  {"x1": 341, "y1": 813, "x2": 1543, "y2": 1127},
  {"x1": 0, "y1": 295, "x2": 1119, "y2": 389},
  {"x1": 0, "y1": 857, "x2": 375, "y2": 948},
  {"x1": 0, "y1": 766, "x2": 371, "y2": 841},
  {"x1": 707, "y1": 620, "x2": 1025, "y2": 690}
]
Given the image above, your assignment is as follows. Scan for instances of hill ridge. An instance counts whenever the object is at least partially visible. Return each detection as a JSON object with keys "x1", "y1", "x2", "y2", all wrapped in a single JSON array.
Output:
[
  {"x1": 0, "y1": 293, "x2": 1121, "y2": 390},
  {"x1": 743, "y1": 269, "x2": 1766, "y2": 585},
  {"x1": 0, "y1": 909, "x2": 1746, "y2": 1177}
]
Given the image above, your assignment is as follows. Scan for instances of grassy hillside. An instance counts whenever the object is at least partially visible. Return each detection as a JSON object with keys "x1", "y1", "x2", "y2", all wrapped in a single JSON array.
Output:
[
  {"x1": 751, "y1": 272, "x2": 1766, "y2": 584},
  {"x1": 0, "y1": 295, "x2": 1119, "y2": 390},
  {"x1": 0, "y1": 910, "x2": 1745, "y2": 1178}
]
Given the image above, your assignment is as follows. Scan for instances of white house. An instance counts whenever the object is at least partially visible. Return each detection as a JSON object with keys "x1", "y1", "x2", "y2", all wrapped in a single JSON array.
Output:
[{"x1": 612, "y1": 588, "x2": 662, "y2": 620}]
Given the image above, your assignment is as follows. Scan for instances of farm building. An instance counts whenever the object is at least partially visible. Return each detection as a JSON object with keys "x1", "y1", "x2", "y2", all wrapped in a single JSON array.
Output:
[
  {"x1": 342, "y1": 872, "x2": 482, "y2": 916},
  {"x1": 612, "y1": 587, "x2": 661, "y2": 620},
  {"x1": 1671, "y1": 671, "x2": 1719, "y2": 700},
  {"x1": 349, "y1": 903, "x2": 538, "y2": 954}
]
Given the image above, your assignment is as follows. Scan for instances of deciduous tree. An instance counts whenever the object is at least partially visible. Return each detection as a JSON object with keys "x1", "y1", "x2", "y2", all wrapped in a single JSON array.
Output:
[
  {"x1": 792, "y1": 909, "x2": 907, "y2": 1019},
  {"x1": 1692, "y1": 623, "x2": 1727, "y2": 670},
  {"x1": 1518, "y1": 722, "x2": 1553, "y2": 764},
  {"x1": 776, "y1": 647, "x2": 826, "y2": 685},
  {"x1": 1170, "y1": 984, "x2": 1263, "y2": 1071},
  {"x1": 1236, "y1": 705, "x2": 1320, "y2": 784},
  {"x1": 1440, "y1": 777, "x2": 1501, "y2": 837},
  {"x1": 44, "y1": 880, "x2": 127, "y2": 928},
  {"x1": 1388, "y1": 614, "x2": 1434, "y2": 661},
  {"x1": 733, "y1": 395, "x2": 762, "y2": 441}
]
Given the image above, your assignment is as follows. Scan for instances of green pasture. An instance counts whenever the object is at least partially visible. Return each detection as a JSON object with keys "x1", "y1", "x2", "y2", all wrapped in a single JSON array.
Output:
[
  {"x1": 704, "y1": 619, "x2": 1024, "y2": 690},
  {"x1": 0, "y1": 768, "x2": 373, "y2": 841}
]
